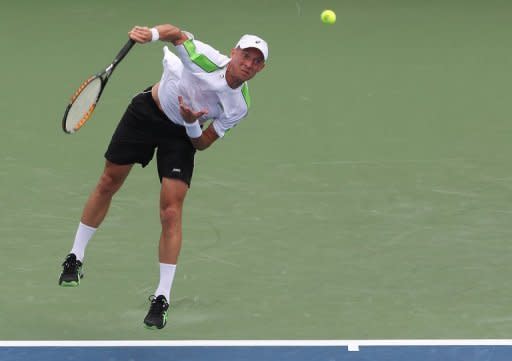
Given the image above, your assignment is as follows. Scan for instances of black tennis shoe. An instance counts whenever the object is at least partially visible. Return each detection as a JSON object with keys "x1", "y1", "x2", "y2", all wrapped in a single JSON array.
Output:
[
  {"x1": 143, "y1": 295, "x2": 169, "y2": 330},
  {"x1": 58, "y1": 253, "x2": 84, "y2": 287}
]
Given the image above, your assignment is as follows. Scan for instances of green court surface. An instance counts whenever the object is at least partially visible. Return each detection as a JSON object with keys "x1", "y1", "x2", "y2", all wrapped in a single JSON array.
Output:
[{"x1": 1, "y1": 0, "x2": 512, "y2": 340}]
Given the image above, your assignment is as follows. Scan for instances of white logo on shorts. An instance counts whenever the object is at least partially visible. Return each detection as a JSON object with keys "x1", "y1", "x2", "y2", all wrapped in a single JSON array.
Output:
[{"x1": 172, "y1": 168, "x2": 181, "y2": 173}]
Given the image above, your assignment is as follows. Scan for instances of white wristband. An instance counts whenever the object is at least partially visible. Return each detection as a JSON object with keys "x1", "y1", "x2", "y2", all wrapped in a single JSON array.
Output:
[
  {"x1": 184, "y1": 120, "x2": 202, "y2": 138},
  {"x1": 150, "y1": 27, "x2": 159, "y2": 42}
]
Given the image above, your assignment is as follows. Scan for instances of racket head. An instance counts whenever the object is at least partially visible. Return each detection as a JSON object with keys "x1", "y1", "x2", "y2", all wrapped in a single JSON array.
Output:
[{"x1": 62, "y1": 75, "x2": 105, "y2": 134}]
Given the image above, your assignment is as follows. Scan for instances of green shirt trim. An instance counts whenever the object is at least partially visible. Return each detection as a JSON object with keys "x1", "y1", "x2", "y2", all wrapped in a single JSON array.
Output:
[
  {"x1": 182, "y1": 39, "x2": 219, "y2": 73},
  {"x1": 241, "y1": 83, "x2": 251, "y2": 108}
]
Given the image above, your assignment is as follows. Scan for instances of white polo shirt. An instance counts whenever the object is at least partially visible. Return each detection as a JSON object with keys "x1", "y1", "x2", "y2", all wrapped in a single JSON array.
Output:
[{"x1": 157, "y1": 34, "x2": 251, "y2": 138}]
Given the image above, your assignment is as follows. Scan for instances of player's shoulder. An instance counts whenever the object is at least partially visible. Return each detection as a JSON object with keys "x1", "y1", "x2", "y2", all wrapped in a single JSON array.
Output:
[
  {"x1": 232, "y1": 82, "x2": 251, "y2": 112},
  {"x1": 176, "y1": 32, "x2": 230, "y2": 72},
  {"x1": 220, "y1": 82, "x2": 251, "y2": 119},
  {"x1": 239, "y1": 82, "x2": 251, "y2": 109}
]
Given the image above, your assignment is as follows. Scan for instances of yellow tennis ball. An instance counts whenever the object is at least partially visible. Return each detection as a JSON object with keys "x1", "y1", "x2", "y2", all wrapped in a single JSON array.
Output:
[{"x1": 321, "y1": 9, "x2": 336, "y2": 24}]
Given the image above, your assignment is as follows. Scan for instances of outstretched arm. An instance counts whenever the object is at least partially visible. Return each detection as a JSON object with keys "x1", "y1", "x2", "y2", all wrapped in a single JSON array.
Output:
[{"x1": 128, "y1": 24, "x2": 188, "y2": 45}]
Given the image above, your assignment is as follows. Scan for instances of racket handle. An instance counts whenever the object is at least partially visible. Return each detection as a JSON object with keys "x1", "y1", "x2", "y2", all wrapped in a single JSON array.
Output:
[{"x1": 113, "y1": 39, "x2": 136, "y2": 65}]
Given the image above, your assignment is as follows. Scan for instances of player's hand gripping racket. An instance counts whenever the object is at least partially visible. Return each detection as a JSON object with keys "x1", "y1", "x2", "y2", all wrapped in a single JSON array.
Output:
[{"x1": 62, "y1": 39, "x2": 135, "y2": 134}]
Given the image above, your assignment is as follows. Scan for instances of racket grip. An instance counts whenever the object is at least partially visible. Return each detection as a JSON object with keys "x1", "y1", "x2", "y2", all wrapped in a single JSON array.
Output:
[{"x1": 113, "y1": 39, "x2": 136, "y2": 64}]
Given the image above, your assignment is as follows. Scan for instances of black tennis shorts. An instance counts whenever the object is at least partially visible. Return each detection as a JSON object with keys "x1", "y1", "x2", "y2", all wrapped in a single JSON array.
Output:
[{"x1": 105, "y1": 87, "x2": 196, "y2": 186}]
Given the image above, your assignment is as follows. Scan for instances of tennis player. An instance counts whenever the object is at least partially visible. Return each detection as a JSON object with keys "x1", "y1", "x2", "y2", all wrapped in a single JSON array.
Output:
[{"x1": 58, "y1": 23, "x2": 268, "y2": 330}]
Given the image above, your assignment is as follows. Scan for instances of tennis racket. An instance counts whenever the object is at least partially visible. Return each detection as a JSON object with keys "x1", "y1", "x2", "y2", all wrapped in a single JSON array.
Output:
[{"x1": 62, "y1": 39, "x2": 136, "y2": 134}]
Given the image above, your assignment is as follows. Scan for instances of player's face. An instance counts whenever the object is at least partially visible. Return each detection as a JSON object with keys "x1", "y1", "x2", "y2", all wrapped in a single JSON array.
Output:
[{"x1": 229, "y1": 47, "x2": 265, "y2": 81}]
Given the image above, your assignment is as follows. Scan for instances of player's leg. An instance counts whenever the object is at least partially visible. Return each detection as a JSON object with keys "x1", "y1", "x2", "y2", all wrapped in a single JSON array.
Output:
[
  {"x1": 71, "y1": 161, "x2": 133, "y2": 257},
  {"x1": 59, "y1": 88, "x2": 158, "y2": 287},
  {"x1": 158, "y1": 177, "x2": 188, "y2": 265},
  {"x1": 144, "y1": 177, "x2": 188, "y2": 329},
  {"x1": 136, "y1": 89, "x2": 195, "y2": 329},
  {"x1": 81, "y1": 161, "x2": 133, "y2": 227},
  {"x1": 59, "y1": 161, "x2": 133, "y2": 287}
]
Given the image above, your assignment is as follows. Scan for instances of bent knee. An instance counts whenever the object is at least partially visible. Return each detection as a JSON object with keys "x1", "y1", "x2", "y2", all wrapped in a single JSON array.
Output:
[
  {"x1": 97, "y1": 172, "x2": 124, "y2": 195},
  {"x1": 160, "y1": 206, "x2": 182, "y2": 226}
]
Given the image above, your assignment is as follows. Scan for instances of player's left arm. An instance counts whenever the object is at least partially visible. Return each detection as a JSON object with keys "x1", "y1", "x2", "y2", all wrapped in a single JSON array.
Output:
[
  {"x1": 178, "y1": 96, "x2": 219, "y2": 151},
  {"x1": 190, "y1": 125, "x2": 219, "y2": 151}
]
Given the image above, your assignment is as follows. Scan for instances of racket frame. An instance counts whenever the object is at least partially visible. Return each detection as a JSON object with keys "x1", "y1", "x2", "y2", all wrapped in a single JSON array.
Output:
[{"x1": 62, "y1": 39, "x2": 135, "y2": 134}]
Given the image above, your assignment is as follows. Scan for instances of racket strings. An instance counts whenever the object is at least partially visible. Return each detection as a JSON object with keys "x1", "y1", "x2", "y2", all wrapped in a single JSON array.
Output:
[
  {"x1": 74, "y1": 103, "x2": 97, "y2": 130},
  {"x1": 64, "y1": 77, "x2": 102, "y2": 133}
]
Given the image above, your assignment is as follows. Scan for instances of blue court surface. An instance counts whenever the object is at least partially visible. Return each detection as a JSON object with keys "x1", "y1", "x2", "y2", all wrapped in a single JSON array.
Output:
[{"x1": 2, "y1": 340, "x2": 512, "y2": 361}]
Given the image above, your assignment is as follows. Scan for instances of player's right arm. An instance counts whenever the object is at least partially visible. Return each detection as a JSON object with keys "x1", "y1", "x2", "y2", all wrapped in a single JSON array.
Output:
[
  {"x1": 128, "y1": 24, "x2": 188, "y2": 45},
  {"x1": 153, "y1": 24, "x2": 189, "y2": 45},
  {"x1": 129, "y1": 25, "x2": 229, "y2": 73}
]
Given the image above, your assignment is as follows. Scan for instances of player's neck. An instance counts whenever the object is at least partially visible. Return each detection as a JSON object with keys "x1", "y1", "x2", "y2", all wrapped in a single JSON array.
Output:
[{"x1": 225, "y1": 63, "x2": 243, "y2": 89}]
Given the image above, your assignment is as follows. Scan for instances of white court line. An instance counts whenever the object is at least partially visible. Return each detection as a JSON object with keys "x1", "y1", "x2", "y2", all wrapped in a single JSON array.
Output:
[
  {"x1": 2, "y1": 340, "x2": 512, "y2": 351},
  {"x1": 310, "y1": 158, "x2": 467, "y2": 166}
]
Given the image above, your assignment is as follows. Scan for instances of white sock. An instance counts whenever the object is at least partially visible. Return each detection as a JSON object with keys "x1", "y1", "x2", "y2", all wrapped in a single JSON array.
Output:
[
  {"x1": 154, "y1": 263, "x2": 177, "y2": 302},
  {"x1": 70, "y1": 222, "x2": 97, "y2": 262}
]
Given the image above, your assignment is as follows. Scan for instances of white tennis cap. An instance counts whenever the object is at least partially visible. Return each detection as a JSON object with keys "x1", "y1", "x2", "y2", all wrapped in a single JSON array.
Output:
[{"x1": 236, "y1": 34, "x2": 269, "y2": 61}]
